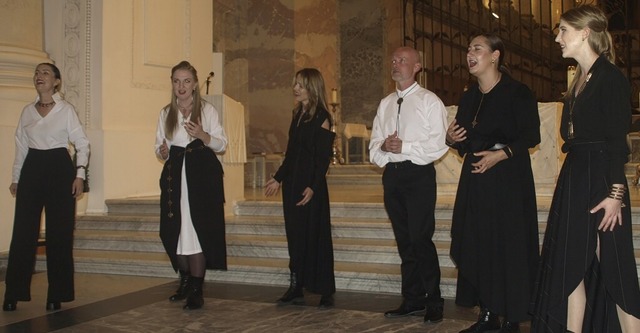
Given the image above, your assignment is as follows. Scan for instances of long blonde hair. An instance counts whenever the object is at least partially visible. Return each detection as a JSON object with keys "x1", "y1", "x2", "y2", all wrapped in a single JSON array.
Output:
[
  {"x1": 293, "y1": 68, "x2": 329, "y2": 123},
  {"x1": 561, "y1": 5, "x2": 615, "y2": 97},
  {"x1": 164, "y1": 61, "x2": 203, "y2": 139}
]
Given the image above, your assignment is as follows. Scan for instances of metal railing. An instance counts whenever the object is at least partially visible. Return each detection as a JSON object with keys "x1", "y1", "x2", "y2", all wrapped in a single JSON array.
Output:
[{"x1": 403, "y1": 0, "x2": 639, "y2": 107}]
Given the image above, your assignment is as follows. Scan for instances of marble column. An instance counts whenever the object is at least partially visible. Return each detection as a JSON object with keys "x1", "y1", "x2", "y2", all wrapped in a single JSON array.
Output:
[
  {"x1": 0, "y1": 0, "x2": 52, "y2": 252},
  {"x1": 0, "y1": 0, "x2": 52, "y2": 101}
]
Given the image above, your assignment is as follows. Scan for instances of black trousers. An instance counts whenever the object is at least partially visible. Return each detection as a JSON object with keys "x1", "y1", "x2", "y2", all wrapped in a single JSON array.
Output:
[
  {"x1": 4, "y1": 148, "x2": 76, "y2": 302},
  {"x1": 383, "y1": 161, "x2": 441, "y2": 307}
]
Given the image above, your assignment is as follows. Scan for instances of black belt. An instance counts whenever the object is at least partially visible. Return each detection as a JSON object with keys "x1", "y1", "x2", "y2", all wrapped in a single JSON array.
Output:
[{"x1": 387, "y1": 160, "x2": 413, "y2": 169}]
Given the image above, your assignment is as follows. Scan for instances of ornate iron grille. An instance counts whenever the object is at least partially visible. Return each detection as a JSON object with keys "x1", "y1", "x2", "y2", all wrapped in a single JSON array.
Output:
[{"x1": 403, "y1": 0, "x2": 639, "y2": 107}]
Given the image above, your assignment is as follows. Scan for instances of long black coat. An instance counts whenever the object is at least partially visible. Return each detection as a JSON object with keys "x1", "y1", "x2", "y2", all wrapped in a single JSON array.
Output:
[
  {"x1": 273, "y1": 107, "x2": 336, "y2": 296},
  {"x1": 159, "y1": 139, "x2": 227, "y2": 271}
]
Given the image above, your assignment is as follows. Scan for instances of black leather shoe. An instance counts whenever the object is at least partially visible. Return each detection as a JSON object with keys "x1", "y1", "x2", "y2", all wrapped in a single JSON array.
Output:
[
  {"x1": 460, "y1": 308, "x2": 500, "y2": 333},
  {"x1": 499, "y1": 321, "x2": 520, "y2": 333},
  {"x1": 3, "y1": 300, "x2": 17, "y2": 311},
  {"x1": 384, "y1": 303, "x2": 426, "y2": 318},
  {"x1": 46, "y1": 301, "x2": 61, "y2": 311},
  {"x1": 318, "y1": 295, "x2": 334, "y2": 309},
  {"x1": 424, "y1": 304, "x2": 444, "y2": 323}
]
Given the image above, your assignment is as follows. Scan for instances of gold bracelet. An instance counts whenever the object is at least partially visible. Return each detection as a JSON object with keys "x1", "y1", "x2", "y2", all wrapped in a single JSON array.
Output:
[{"x1": 608, "y1": 194, "x2": 624, "y2": 200}]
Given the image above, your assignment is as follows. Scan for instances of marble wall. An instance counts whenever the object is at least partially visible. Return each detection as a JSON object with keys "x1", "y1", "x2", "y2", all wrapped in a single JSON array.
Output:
[{"x1": 214, "y1": 0, "x2": 401, "y2": 154}]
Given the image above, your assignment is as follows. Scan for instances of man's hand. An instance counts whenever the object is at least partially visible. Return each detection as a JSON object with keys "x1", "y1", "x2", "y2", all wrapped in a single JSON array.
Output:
[{"x1": 382, "y1": 131, "x2": 402, "y2": 154}]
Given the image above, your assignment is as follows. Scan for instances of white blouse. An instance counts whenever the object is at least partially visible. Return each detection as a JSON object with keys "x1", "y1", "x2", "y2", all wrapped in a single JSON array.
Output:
[
  {"x1": 12, "y1": 93, "x2": 90, "y2": 183},
  {"x1": 154, "y1": 101, "x2": 227, "y2": 159}
]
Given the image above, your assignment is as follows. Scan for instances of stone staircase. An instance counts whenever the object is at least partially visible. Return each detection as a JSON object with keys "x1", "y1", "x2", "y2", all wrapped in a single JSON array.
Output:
[{"x1": 1, "y1": 164, "x2": 639, "y2": 299}]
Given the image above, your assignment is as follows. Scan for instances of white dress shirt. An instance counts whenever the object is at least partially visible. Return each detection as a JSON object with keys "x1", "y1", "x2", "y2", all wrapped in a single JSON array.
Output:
[
  {"x1": 12, "y1": 93, "x2": 90, "y2": 182},
  {"x1": 154, "y1": 101, "x2": 227, "y2": 159},
  {"x1": 369, "y1": 83, "x2": 448, "y2": 167}
]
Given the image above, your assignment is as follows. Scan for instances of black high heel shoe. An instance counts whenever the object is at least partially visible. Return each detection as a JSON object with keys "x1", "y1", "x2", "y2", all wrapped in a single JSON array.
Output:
[
  {"x1": 46, "y1": 301, "x2": 61, "y2": 311},
  {"x1": 3, "y1": 300, "x2": 17, "y2": 311},
  {"x1": 277, "y1": 273, "x2": 304, "y2": 306}
]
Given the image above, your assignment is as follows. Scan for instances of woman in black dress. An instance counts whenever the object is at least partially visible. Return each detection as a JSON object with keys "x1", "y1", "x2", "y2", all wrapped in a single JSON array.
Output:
[
  {"x1": 446, "y1": 34, "x2": 541, "y2": 333},
  {"x1": 531, "y1": 5, "x2": 640, "y2": 332},
  {"x1": 155, "y1": 61, "x2": 227, "y2": 310},
  {"x1": 264, "y1": 68, "x2": 336, "y2": 308}
]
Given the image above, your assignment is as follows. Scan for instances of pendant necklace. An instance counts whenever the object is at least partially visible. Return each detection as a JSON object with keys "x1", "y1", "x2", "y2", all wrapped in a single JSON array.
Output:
[
  {"x1": 177, "y1": 99, "x2": 193, "y2": 126},
  {"x1": 567, "y1": 71, "x2": 592, "y2": 139},
  {"x1": 395, "y1": 82, "x2": 418, "y2": 135},
  {"x1": 471, "y1": 74, "x2": 501, "y2": 128}
]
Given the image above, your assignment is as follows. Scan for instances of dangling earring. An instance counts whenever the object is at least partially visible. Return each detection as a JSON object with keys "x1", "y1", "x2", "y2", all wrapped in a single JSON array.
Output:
[{"x1": 491, "y1": 59, "x2": 495, "y2": 64}]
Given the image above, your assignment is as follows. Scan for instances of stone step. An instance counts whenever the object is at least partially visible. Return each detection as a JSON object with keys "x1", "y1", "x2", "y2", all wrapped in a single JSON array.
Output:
[
  {"x1": 0, "y1": 249, "x2": 457, "y2": 297},
  {"x1": 327, "y1": 164, "x2": 382, "y2": 176},
  {"x1": 71, "y1": 225, "x2": 640, "y2": 277},
  {"x1": 233, "y1": 199, "x2": 640, "y2": 224},
  {"x1": 107, "y1": 195, "x2": 640, "y2": 226},
  {"x1": 3, "y1": 195, "x2": 639, "y2": 297},
  {"x1": 72, "y1": 229, "x2": 457, "y2": 267},
  {"x1": 76, "y1": 212, "x2": 640, "y2": 249}
]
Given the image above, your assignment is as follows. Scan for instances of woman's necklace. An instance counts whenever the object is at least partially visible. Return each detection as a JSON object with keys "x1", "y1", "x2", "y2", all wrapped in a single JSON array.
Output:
[
  {"x1": 36, "y1": 100, "x2": 56, "y2": 108},
  {"x1": 177, "y1": 99, "x2": 193, "y2": 126},
  {"x1": 567, "y1": 72, "x2": 592, "y2": 139},
  {"x1": 471, "y1": 74, "x2": 501, "y2": 128}
]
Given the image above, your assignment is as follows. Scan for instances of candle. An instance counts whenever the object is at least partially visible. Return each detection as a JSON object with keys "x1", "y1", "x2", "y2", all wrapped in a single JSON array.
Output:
[
  {"x1": 567, "y1": 66, "x2": 576, "y2": 90},
  {"x1": 331, "y1": 88, "x2": 338, "y2": 104}
]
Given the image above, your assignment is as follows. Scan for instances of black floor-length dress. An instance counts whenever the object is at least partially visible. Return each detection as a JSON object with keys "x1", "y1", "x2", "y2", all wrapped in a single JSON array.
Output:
[
  {"x1": 531, "y1": 55, "x2": 640, "y2": 333},
  {"x1": 449, "y1": 74, "x2": 541, "y2": 322},
  {"x1": 273, "y1": 107, "x2": 336, "y2": 296}
]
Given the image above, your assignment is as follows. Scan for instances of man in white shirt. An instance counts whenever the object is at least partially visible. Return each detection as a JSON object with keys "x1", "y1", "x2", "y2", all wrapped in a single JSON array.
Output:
[{"x1": 369, "y1": 46, "x2": 449, "y2": 324}]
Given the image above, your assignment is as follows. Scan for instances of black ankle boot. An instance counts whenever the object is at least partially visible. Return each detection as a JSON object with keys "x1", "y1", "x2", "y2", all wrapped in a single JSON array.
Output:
[
  {"x1": 277, "y1": 272, "x2": 304, "y2": 306},
  {"x1": 460, "y1": 308, "x2": 501, "y2": 333},
  {"x1": 183, "y1": 277, "x2": 204, "y2": 310},
  {"x1": 318, "y1": 294, "x2": 334, "y2": 309},
  {"x1": 169, "y1": 271, "x2": 190, "y2": 302}
]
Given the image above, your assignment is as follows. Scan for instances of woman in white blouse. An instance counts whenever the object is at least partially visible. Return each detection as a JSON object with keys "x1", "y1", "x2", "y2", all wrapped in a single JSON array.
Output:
[
  {"x1": 155, "y1": 61, "x2": 227, "y2": 310},
  {"x1": 3, "y1": 63, "x2": 90, "y2": 312}
]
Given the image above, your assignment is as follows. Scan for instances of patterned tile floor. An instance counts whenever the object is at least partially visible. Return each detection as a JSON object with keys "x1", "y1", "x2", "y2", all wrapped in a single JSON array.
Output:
[{"x1": 0, "y1": 271, "x2": 532, "y2": 333}]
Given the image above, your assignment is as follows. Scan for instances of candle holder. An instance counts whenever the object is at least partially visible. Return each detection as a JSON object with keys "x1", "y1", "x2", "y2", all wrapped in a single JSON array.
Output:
[{"x1": 329, "y1": 102, "x2": 344, "y2": 165}]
